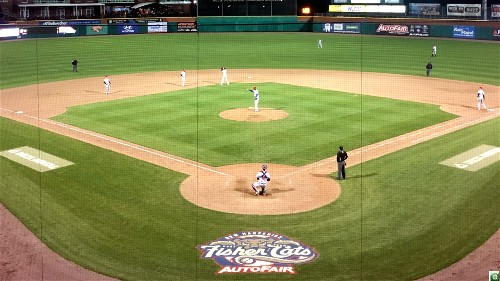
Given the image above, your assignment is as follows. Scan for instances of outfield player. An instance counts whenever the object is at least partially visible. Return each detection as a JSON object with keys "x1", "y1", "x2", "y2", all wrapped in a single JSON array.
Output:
[
  {"x1": 252, "y1": 164, "x2": 271, "y2": 196},
  {"x1": 432, "y1": 45, "x2": 437, "y2": 57},
  {"x1": 180, "y1": 69, "x2": 186, "y2": 87},
  {"x1": 318, "y1": 39, "x2": 323, "y2": 48},
  {"x1": 477, "y1": 87, "x2": 487, "y2": 110},
  {"x1": 247, "y1": 86, "x2": 259, "y2": 112},
  {"x1": 103, "y1": 75, "x2": 111, "y2": 95},
  {"x1": 220, "y1": 67, "x2": 229, "y2": 85}
]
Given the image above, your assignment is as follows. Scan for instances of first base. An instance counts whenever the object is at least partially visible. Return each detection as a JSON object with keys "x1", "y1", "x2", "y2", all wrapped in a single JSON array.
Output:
[{"x1": 487, "y1": 109, "x2": 494, "y2": 112}]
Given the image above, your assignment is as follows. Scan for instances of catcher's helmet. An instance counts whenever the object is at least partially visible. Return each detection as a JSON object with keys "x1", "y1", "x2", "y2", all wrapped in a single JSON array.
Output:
[{"x1": 262, "y1": 164, "x2": 267, "y2": 170}]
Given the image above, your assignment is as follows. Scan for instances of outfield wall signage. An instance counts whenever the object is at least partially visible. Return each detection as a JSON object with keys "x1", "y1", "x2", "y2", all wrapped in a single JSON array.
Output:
[
  {"x1": 40, "y1": 20, "x2": 100, "y2": 26},
  {"x1": 198, "y1": 231, "x2": 319, "y2": 274},
  {"x1": 322, "y1": 23, "x2": 360, "y2": 34},
  {"x1": 329, "y1": 4, "x2": 406, "y2": 13},
  {"x1": 87, "y1": 25, "x2": 108, "y2": 35},
  {"x1": 493, "y1": 28, "x2": 500, "y2": 40},
  {"x1": 118, "y1": 24, "x2": 138, "y2": 34},
  {"x1": 148, "y1": 22, "x2": 168, "y2": 33},
  {"x1": 492, "y1": 5, "x2": 500, "y2": 18},
  {"x1": 177, "y1": 22, "x2": 197, "y2": 32},
  {"x1": 453, "y1": 25, "x2": 475, "y2": 39},
  {"x1": 409, "y1": 3, "x2": 441, "y2": 16},
  {"x1": 376, "y1": 24, "x2": 409, "y2": 36},
  {"x1": 447, "y1": 4, "x2": 481, "y2": 17},
  {"x1": 409, "y1": 24, "x2": 429, "y2": 37}
]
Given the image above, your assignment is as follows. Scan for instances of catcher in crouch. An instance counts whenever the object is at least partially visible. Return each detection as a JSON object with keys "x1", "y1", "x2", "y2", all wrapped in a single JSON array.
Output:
[{"x1": 252, "y1": 164, "x2": 271, "y2": 196}]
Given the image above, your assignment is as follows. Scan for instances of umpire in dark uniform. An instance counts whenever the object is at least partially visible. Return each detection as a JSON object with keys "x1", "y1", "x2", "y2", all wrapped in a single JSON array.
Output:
[
  {"x1": 336, "y1": 146, "x2": 348, "y2": 180},
  {"x1": 426, "y1": 62, "x2": 432, "y2": 77},
  {"x1": 72, "y1": 59, "x2": 78, "y2": 72}
]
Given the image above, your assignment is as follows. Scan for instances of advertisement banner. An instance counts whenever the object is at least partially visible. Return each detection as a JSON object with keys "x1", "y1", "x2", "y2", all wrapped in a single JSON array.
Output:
[
  {"x1": 148, "y1": 22, "x2": 168, "y2": 33},
  {"x1": 492, "y1": 5, "x2": 500, "y2": 18},
  {"x1": 453, "y1": 26, "x2": 475, "y2": 39},
  {"x1": 409, "y1": 24, "x2": 429, "y2": 37},
  {"x1": 447, "y1": 4, "x2": 481, "y2": 16},
  {"x1": 177, "y1": 22, "x2": 197, "y2": 32},
  {"x1": 57, "y1": 26, "x2": 78, "y2": 35},
  {"x1": 40, "y1": 20, "x2": 100, "y2": 26},
  {"x1": 322, "y1": 23, "x2": 360, "y2": 34},
  {"x1": 409, "y1": 3, "x2": 441, "y2": 16},
  {"x1": 118, "y1": 24, "x2": 138, "y2": 34},
  {"x1": 376, "y1": 24, "x2": 409, "y2": 36},
  {"x1": 86, "y1": 25, "x2": 108, "y2": 36},
  {"x1": 329, "y1": 4, "x2": 405, "y2": 13},
  {"x1": 493, "y1": 28, "x2": 500, "y2": 40}
]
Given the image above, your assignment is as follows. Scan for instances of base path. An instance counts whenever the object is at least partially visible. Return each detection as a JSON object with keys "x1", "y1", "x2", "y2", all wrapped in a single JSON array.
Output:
[{"x1": 0, "y1": 69, "x2": 498, "y2": 280}]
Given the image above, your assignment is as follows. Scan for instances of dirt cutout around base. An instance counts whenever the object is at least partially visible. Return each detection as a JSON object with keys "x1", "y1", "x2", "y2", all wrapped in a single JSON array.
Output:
[
  {"x1": 219, "y1": 108, "x2": 289, "y2": 122},
  {"x1": 0, "y1": 69, "x2": 499, "y2": 280}
]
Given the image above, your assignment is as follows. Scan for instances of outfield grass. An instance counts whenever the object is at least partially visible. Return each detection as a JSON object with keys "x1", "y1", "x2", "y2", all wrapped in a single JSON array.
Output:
[
  {"x1": 1, "y1": 33, "x2": 499, "y2": 89},
  {"x1": 52, "y1": 82, "x2": 455, "y2": 166},
  {"x1": 1, "y1": 116, "x2": 498, "y2": 280}
]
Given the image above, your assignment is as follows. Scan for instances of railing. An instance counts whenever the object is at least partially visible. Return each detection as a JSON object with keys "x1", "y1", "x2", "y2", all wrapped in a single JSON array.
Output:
[
  {"x1": 33, "y1": 0, "x2": 70, "y2": 3},
  {"x1": 98, "y1": 0, "x2": 135, "y2": 3}
]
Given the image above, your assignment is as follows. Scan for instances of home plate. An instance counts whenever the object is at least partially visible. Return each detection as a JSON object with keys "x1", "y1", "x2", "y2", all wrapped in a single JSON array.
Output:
[{"x1": 16, "y1": 111, "x2": 23, "y2": 114}]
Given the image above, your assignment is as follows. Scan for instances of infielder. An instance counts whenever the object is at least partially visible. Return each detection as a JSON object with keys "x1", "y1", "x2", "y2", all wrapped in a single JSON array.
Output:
[
  {"x1": 180, "y1": 69, "x2": 186, "y2": 87},
  {"x1": 477, "y1": 87, "x2": 487, "y2": 110},
  {"x1": 103, "y1": 75, "x2": 111, "y2": 95},
  {"x1": 252, "y1": 164, "x2": 271, "y2": 196},
  {"x1": 432, "y1": 45, "x2": 437, "y2": 57},
  {"x1": 247, "y1": 86, "x2": 259, "y2": 112},
  {"x1": 220, "y1": 67, "x2": 229, "y2": 85}
]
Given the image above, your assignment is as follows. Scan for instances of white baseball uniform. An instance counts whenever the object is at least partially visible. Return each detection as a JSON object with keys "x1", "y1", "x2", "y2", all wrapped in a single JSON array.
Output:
[
  {"x1": 103, "y1": 76, "x2": 111, "y2": 95},
  {"x1": 477, "y1": 88, "x2": 487, "y2": 110},
  {"x1": 432, "y1": 45, "x2": 436, "y2": 56},
  {"x1": 248, "y1": 88, "x2": 259, "y2": 112},
  {"x1": 220, "y1": 67, "x2": 229, "y2": 85},
  {"x1": 180, "y1": 70, "x2": 186, "y2": 87},
  {"x1": 318, "y1": 39, "x2": 323, "y2": 48},
  {"x1": 252, "y1": 169, "x2": 271, "y2": 195}
]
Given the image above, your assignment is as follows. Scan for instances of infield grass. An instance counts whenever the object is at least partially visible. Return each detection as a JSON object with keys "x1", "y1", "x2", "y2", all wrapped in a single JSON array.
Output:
[
  {"x1": 1, "y1": 33, "x2": 499, "y2": 89},
  {"x1": 52, "y1": 82, "x2": 454, "y2": 166},
  {"x1": 1, "y1": 116, "x2": 498, "y2": 280}
]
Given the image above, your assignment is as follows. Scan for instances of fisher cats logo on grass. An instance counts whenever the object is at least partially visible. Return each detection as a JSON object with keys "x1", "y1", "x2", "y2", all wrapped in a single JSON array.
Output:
[{"x1": 198, "y1": 231, "x2": 319, "y2": 274}]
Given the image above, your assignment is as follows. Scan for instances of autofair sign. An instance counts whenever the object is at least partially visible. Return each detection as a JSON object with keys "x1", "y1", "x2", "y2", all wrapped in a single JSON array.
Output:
[{"x1": 376, "y1": 24, "x2": 409, "y2": 36}]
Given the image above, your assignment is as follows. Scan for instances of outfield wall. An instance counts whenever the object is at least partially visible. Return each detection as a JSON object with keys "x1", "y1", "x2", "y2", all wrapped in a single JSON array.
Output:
[{"x1": 1, "y1": 16, "x2": 499, "y2": 41}]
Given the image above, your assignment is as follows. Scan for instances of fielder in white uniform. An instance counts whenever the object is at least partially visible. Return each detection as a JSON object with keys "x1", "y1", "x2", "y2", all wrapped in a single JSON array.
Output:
[
  {"x1": 318, "y1": 39, "x2": 323, "y2": 48},
  {"x1": 477, "y1": 87, "x2": 487, "y2": 110},
  {"x1": 220, "y1": 67, "x2": 229, "y2": 85},
  {"x1": 247, "y1": 86, "x2": 259, "y2": 112},
  {"x1": 180, "y1": 69, "x2": 186, "y2": 87},
  {"x1": 432, "y1": 45, "x2": 437, "y2": 57},
  {"x1": 103, "y1": 75, "x2": 111, "y2": 95},
  {"x1": 252, "y1": 164, "x2": 271, "y2": 196}
]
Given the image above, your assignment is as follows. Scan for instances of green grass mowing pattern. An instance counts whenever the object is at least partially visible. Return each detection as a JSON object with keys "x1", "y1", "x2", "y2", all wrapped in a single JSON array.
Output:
[
  {"x1": 52, "y1": 82, "x2": 455, "y2": 166},
  {"x1": 1, "y1": 116, "x2": 498, "y2": 280},
  {"x1": 1, "y1": 33, "x2": 499, "y2": 89}
]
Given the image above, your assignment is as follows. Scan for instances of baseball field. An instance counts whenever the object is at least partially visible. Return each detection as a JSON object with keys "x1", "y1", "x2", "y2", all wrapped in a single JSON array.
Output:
[{"x1": 0, "y1": 31, "x2": 499, "y2": 281}]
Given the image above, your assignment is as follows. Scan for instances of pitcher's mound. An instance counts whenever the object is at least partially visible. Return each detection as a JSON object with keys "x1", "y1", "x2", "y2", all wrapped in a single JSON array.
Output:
[{"x1": 219, "y1": 108, "x2": 289, "y2": 122}]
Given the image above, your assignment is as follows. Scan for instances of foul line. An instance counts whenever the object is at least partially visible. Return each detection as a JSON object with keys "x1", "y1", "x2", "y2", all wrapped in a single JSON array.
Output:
[
  {"x1": 277, "y1": 114, "x2": 498, "y2": 179},
  {"x1": 0, "y1": 108, "x2": 229, "y2": 176}
]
